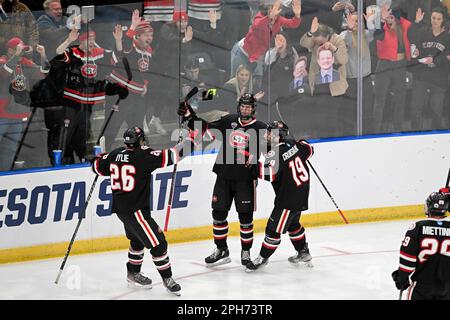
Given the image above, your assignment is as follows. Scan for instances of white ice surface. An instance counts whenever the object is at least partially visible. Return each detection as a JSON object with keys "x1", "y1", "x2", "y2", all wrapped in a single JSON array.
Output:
[{"x1": 0, "y1": 219, "x2": 415, "y2": 300}]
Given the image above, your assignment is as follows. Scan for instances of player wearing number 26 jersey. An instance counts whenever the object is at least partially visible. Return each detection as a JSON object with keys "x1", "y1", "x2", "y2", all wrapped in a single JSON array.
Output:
[
  {"x1": 246, "y1": 121, "x2": 314, "y2": 272},
  {"x1": 91, "y1": 127, "x2": 197, "y2": 296},
  {"x1": 392, "y1": 191, "x2": 450, "y2": 300}
]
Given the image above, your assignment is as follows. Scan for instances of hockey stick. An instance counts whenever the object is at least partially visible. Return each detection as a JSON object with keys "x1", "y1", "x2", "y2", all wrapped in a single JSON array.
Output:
[
  {"x1": 163, "y1": 86, "x2": 199, "y2": 232},
  {"x1": 274, "y1": 102, "x2": 349, "y2": 224},
  {"x1": 446, "y1": 167, "x2": 450, "y2": 188},
  {"x1": 307, "y1": 160, "x2": 349, "y2": 224},
  {"x1": 54, "y1": 57, "x2": 132, "y2": 285},
  {"x1": 9, "y1": 106, "x2": 37, "y2": 170},
  {"x1": 398, "y1": 289, "x2": 403, "y2": 300},
  {"x1": 54, "y1": 174, "x2": 98, "y2": 284}
]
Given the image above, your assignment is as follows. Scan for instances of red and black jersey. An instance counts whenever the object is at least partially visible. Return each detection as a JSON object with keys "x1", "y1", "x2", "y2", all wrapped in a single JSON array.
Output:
[
  {"x1": 92, "y1": 138, "x2": 196, "y2": 215},
  {"x1": 191, "y1": 114, "x2": 266, "y2": 181},
  {"x1": 92, "y1": 144, "x2": 180, "y2": 215},
  {"x1": 57, "y1": 45, "x2": 117, "y2": 107},
  {"x1": 398, "y1": 218, "x2": 450, "y2": 284},
  {"x1": 106, "y1": 31, "x2": 154, "y2": 96},
  {"x1": 0, "y1": 55, "x2": 49, "y2": 119},
  {"x1": 259, "y1": 139, "x2": 314, "y2": 211}
]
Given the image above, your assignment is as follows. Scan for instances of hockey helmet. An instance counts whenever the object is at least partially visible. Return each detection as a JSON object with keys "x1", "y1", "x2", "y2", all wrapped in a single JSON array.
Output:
[
  {"x1": 266, "y1": 120, "x2": 290, "y2": 142},
  {"x1": 237, "y1": 93, "x2": 256, "y2": 120},
  {"x1": 425, "y1": 192, "x2": 449, "y2": 217},
  {"x1": 123, "y1": 127, "x2": 145, "y2": 147}
]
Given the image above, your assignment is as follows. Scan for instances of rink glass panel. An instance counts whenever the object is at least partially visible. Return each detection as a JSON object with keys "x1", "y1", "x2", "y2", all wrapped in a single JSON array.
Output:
[{"x1": 0, "y1": 0, "x2": 448, "y2": 172}]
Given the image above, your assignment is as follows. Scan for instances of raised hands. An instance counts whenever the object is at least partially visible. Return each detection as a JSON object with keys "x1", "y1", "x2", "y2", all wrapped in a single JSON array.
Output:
[
  {"x1": 415, "y1": 8, "x2": 425, "y2": 23},
  {"x1": 36, "y1": 44, "x2": 46, "y2": 57},
  {"x1": 185, "y1": 25, "x2": 193, "y2": 42},
  {"x1": 292, "y1": 0, "x2": 301, "y2": 18},
  {"x1": 68, "y1": 27, "x2": 80, "y2": 43},
  {"x1": 269, "y1": 0, "x2": 282, "y2": 21},
  {"x1": 310, "y1": 16, "x2": 319, "y2": 33},
  {"x1": 131, "y1": 9, "x2": 141, "y2": 30},
  {"x1": 113, "y1": 24, "x2": 123, "y2": 41},
  {"x1": 208, "y1": 9, "x2": 217, "y2": 25}
]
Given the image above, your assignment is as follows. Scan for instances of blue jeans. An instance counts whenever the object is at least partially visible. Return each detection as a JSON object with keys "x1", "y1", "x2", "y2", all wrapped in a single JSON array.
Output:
[{"x1": 0, "y1": 118, "x2": 25, "y2": 171}]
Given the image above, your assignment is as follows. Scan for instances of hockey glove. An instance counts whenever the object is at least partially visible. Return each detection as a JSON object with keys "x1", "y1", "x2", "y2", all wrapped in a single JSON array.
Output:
[
  {"x1": 105, "y1": 82, "x2": 129, "y2": 100},
  {"x1": 177, "y1": 101, "x2": 197, "y2": 121},
  {"x1": 391, "y1": 270, "x2": 410, "y2": 291}
]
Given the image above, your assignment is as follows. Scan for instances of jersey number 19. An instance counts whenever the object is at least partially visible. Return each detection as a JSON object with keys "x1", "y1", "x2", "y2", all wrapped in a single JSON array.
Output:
[{"x1": 288, "y1": 156, "x2": 309, "y2": 187}]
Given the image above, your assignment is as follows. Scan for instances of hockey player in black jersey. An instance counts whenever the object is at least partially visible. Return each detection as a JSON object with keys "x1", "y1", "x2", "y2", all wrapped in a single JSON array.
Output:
[
  {"x1": 178, "y1": 93, "x2": 266, "y2": 267},
  {"x1": 245, "y1": 121, "x2": 314, "y2": 272},
  {"x1": 392, "y1": 191, "x2": 450, "y2": 300},
  {"x1": 91, "y1": 126, "x2": 198, "y2": 296}
]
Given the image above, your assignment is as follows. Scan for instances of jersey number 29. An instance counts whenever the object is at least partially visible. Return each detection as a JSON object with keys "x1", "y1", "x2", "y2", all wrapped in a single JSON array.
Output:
[
  {"x1": 288, "y1": 156, "x2": 309, "y2": 187},
  {"x1": 110, "y1": 164, "x2": 136, "y2": 192}
]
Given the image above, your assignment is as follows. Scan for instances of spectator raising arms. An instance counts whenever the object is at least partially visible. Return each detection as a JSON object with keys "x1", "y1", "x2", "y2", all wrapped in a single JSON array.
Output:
[
  {"x1": 372, "y1": 4, "x2": 412, "y2": 133},
  {"x1": 0, "y1": 38, "x2": 49, "y2": 170},
  {"x1": 299, "y1": 17, "x2": 349, "y2": 96},
  {"x1": 230, "y1": 0, "x2": 302, "y2": 89},
  {"x1": 408, "y1": 7, "x2": 450, "y2": 131}
]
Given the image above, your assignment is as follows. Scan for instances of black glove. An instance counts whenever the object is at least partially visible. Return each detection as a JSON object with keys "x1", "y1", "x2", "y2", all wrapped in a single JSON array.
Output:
[
  {"x1": 177, "y1": 101, "x2": 197, "y2": 121},
  {"x1": 391, "y1": 270, "x2": 410, "y2": 291},
  {"x1": 105, "y1": 82, "x2": 129, "y2": 100},
  {"x1": 9, "y1": 83, "x2": 31, "y2": 106}
]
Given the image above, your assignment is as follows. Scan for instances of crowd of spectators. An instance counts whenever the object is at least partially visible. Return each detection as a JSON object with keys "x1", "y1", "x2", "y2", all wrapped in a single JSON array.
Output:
[{"x1": 0, "y1": 0, "x2": 449, "y2": 172}]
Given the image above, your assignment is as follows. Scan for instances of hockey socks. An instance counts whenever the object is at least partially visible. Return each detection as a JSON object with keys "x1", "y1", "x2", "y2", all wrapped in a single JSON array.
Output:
[
  {"x1": 288, "y1": 226, "x2": 306, "y2": 252},
  {"x1": 240, "y1": 223, "x2": 254, "y2": 250},
  {"x1": 213, "y1": 220, "x2": 229, "y2": 249}
]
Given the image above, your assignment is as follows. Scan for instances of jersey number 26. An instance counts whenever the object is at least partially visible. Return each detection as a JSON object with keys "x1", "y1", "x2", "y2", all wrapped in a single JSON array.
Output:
[{"x1": 110, "y1": 164, "x2": 136, "y2": 192}]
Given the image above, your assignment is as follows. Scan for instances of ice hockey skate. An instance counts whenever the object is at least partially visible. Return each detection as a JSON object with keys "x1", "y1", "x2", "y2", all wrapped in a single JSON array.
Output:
[
  {"x1": 288, "y1": 243, "x2": 313, "y2": 267},
  {"x1": 204, "y1": 247, "x2": 231, "y2": 267},
  {"x1": 163, "y1": 277, "x2": 181, "y2": 296},
  {"x1": 245, "y1": 255, "x2": 268, "y2": 272},
  {"x1": 241, "y1": 250, "x2": 251, "y2": 266},
  {"x1": 126, "y1": 271, "x2": 152, "y2": 289}
]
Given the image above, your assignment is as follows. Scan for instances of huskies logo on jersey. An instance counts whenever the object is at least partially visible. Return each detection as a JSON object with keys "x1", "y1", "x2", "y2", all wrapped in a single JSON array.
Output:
[
  {"x1": 229, "y1": 130, "x2": 249, "y2": 149},
  {"x1": 81, "y1": 63, "x2": 98, "y2": 78}
]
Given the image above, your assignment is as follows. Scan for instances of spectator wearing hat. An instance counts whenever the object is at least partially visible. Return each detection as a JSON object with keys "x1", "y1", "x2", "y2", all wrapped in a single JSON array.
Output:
[
  {"x1": 372, "y1": 3, "x2": 412, "y2": 133},
  {"x1": 105, "y1": 10, "x2": 162, "y2": 146},
  {"x1": 0, "y1": 37, "x2": 49, "y2": 170},
  {"x1": 52, "y1": 24, "x2": 124, "y2": 164},
  {"x1": 230, "y1": 0, "x2": 302, "y2": 90}
]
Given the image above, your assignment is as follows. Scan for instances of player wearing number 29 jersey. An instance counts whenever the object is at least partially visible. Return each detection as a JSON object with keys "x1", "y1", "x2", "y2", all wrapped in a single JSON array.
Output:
[
  {"x1": 392, "y1": 191, "x2": 450, "y2": 300},
  {"x1": 246, "y1": 121, "x2": 314, "y2": 272},
  {"x1": 91, "y1": 127, "x2": 197, "y2": 296}
]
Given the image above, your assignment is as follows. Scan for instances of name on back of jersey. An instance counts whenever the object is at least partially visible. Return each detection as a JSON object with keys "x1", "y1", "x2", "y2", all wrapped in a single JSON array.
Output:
[
  {"x1": 422, "y1": 226, "x2": 450, "y2": 236},
  {"x1": 282, "y1": 145, "x2": 299, "y2": 161},
  {"x1": 115, "y1": 154, "x2": 129, "y2": 162}
]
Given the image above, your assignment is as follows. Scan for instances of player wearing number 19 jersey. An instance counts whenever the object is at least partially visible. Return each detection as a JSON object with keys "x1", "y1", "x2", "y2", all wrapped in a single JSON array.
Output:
[
  {"x1": 246, "y1": 121, "x2": 314, "y2": 272},
  {"x1": 91, "y1": 126, "x2": 197, "y2": 296},
  {"x1": 392, "y1": 191, "x2": 450, "y2": 300}
]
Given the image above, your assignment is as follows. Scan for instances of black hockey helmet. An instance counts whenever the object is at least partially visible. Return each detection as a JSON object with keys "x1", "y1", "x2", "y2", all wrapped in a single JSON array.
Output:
[
  {"x1": 123, "y1": 127, "x2": 145, "y2": 147},
  {"x1": 266, "y1": 120, "x2": 290, "y2": 142},
  {"x1": 237, "y1": 93, "x2": 256, "y2": 120},
  {"x1": 425, "y1": 192, "x2": 449, "y2": 217}
]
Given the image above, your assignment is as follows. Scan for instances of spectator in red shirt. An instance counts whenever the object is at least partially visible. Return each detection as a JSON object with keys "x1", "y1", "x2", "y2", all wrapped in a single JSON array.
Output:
[{"x1": 230, "y1": 0, "x2": 301, "y2": 90}]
